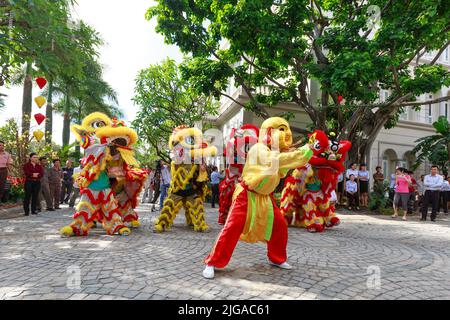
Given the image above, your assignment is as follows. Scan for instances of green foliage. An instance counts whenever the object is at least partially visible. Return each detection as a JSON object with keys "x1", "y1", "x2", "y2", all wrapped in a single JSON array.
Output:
[
  {"x1": 368, "y1": 180, "x2": 390, "y2": 211},
  {"x1": 413, "y1": 116, "x2": 450, "y2": 173},
  {"x1": 148, "y1": 0, "x2": 450, "y2": 163},
  {"x1": 132, "y1": 58, "x2": 219, "y2": 161}
]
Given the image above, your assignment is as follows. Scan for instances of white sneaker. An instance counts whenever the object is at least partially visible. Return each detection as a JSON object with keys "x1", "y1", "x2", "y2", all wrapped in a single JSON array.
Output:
[
  {"x1": 269, "y1": 260, "x2": 292, "y2": 270},
  {"x1": 202, "y1": 265, "x2": 215, "y2": 279}
]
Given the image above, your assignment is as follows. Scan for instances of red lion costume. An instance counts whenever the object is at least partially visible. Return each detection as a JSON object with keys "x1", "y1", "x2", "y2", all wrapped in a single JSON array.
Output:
[
  {"x1": 280, "y1": 130, "x2": 351, "y2": 232},
  {"x1": 218, "y1": 124, "x2": 259, "y2": 224}
]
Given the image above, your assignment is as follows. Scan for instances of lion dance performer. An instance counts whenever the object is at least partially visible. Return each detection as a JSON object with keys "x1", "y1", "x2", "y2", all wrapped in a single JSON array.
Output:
[
  {"x1": 153, "y1": 125, "x2": 217, "y2": 233},
  {"x1": 280, "y1": 130, "x2": 351, "y2": 232},
  {"x1": 60, "y1": 113, "x2": 146, "y2": 237},
  {"x1": 218, "y1": 124, "x2": 259, "y2": 225},
  {"x1": 203, "y1": 117, "x2": 313, "y2": 279}
]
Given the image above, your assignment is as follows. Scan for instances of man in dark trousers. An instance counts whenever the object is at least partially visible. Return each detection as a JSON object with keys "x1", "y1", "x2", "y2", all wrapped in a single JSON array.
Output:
[
  {"x1": 37, "y1": 156, "x2": 54, "y2": 212},
  {"x1": 60, "y1": 159, "x2": 74, "y2": 204},
  {"x1": 23, "y1": 153, "x2": 44, "y2": 216},
  {"x1": 210, "y1": 166, "x2": 222, "y2": 208},
  {"x1": 0, "y1": 140, "x2": 13, "y2": 204},
  {"x1": 421, "y1": 165, "x2": 444, "y2": 222},
  {"x1": 49, "y1": 159, "x2": 63, "y2": 210}
]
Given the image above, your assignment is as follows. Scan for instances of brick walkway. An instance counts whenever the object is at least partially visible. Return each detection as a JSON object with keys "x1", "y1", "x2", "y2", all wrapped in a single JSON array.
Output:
[{"x1": 0, "y1": 203, "x2": 449, "y2": 300}]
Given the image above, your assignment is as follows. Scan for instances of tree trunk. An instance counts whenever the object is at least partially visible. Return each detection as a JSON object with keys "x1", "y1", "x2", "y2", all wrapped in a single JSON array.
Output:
[
  {"x1": 62, "y1": 89, "x2": 71, "y2": 146},
  {"x1": 45, "y1": 81, "x2": 53, "y2": 144},
  {"x1": 21, "y1": 62, "x2": 32, "y2": 137},
  {"x1": 74, "y1": 102, "x2": 82, "y2": 158}
]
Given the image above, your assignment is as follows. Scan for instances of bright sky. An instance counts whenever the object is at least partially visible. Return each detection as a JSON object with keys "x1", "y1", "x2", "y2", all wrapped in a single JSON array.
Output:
[{"x1": 0, "y1": 0, "x2": 182, "y2": 145}]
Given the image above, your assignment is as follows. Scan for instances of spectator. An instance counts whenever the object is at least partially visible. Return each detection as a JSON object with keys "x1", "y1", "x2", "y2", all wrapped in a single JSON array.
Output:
[
  {"x1": 37, "y1": 157, "x2": 54, "y2": 212},
  {"x1": 406, "y1": 170, "x2": 417, "y2": 214},
  {"x1": 416, "y1": 175, "x2": 425, "y2": 210},
  {"x1": 336, "y1": 172, "x2": 344, "y2": 205},
  {"x1": 22, "y1": 153, "x2": 44, "y2": 216},
  {"x1": 358, "y1": 163, "x2": 369, "y2": 208},
  {"x1": 48, "y1": 159, "x2": 63, "y2": 210},
  {"x1": 60, "y1": 159, "x2": 74, "y2": 204},
  {"x1": 373, "y1": 166, "x2": 384, "y2": 190},
  {"x1": 392, "y1": 167, "x2": 411, "y2": 221},
  {"x1": 0, "y1": 140, "x2": 13, "y2": 205},
  {"x1": 438, "y1": 175, "x2": 449, "y2": 215},
  {"x1": 421, "y1": 165, "x2": 443, "y2": 222},
  {"x1": 345, "y1": 174, "x2": 359, "y2": 210},
  {"x1": 210, "y1": 166, "x2": 222, "y2": 208},
  {"x1": 159, "y1": 161, "x2": 171, "y2": 210},
  {"x1": 388, "y1": 171, "x2": 397, "y2": 205},
  {"x1": 150, "y1": 160, "x2": 162, "y2": 212},
  {"x1": 141, "y1": 168, "x2": 154, "y2": 204},
  {"x1": 69, "y1": 160, "x2": 83, "y2": 208},
  {"x1": 345, "y1": 163, "x2": 359, "y2": 180}
]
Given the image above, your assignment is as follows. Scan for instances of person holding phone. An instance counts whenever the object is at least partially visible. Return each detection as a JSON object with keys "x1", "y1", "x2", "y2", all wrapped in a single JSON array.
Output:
[
  {"x1": 22, "y1": 153, "x2": 44, "y2": 216},
  {"x1": 392, "y1": 167, "x2": 412, "y2": 221}
]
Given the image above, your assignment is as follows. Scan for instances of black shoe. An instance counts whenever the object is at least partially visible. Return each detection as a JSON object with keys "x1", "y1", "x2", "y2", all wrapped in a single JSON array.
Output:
[
  {"x1": 31, "y1": 212, "x2": 38, "y2": 215},
  {"x1": 420, "y1": 218, "x2": 426, "y2": 221},
  {"x1": 24, "y1": 213, "x2": 29, "y2": 216},
  {"x1": 431, "y1": 219, "x2": 436, "y2": 222},
  {"x1": 47, "y1": 208, "x2": 55, "y2": 211}
]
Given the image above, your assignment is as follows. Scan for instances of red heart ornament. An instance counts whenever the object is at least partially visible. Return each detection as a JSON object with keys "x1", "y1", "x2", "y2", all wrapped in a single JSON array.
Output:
[
  {"x1": 36, "y1": 77, "x2": 47, "y2": 89},
  {"x1": 34, "y1": 113, "x2": 46, "y2": 125}
]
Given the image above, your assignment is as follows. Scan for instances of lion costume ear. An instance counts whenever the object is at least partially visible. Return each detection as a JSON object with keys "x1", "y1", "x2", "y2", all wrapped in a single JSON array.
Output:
[{"x1": 261, "y1": 127, "x2": 273, "y2": 145}]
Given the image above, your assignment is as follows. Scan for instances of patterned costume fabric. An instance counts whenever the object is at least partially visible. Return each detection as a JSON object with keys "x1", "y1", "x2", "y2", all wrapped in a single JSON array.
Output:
[
  {"x1": 280, "y1": 130, "x2": 351, "y2": 232},
  {"x1": 205, "y1": 117, "x2": 313, "y2": 268},
  {"x1": 60, "y1": 113, "x2": 147, "y2": 237},
  {"x1": 154, "y1": 126, "x2": 217, "y2": 233},
  {"x1": 218, "y1": 124, "x2": 259, "y2": 225}
]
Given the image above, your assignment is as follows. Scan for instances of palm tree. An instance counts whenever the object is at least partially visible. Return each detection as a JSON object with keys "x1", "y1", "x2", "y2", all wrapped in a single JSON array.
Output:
[
  {"x1": 46, "y1": 58, "x2": 122, "y2": 148},
  {"x1": 413, "y1": 116, "x2": 450, "y2": 175}
]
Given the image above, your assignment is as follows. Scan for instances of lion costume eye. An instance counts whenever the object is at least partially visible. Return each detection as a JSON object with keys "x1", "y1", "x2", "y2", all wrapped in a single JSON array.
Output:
[
  {"x1": 313, "y1": 141, "x2": 321, "y2": 150},
  {"x1": 184, "y1": 136, "x2": 195, "y2": 145},
  {"x1": 92, "y1": 120, "x2": 106, "y2": 129},
  {"x1": 330, "y1": 141, "x2": 339, "y2": 152}
]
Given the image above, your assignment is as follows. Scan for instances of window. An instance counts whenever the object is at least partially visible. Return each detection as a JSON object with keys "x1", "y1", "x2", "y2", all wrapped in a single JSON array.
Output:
[
  {"x1": 443, "y1": 47, "x2": 449, "y2": 62},
  {"x1": 427, "y1": 95, "x2": 433, "y2": 124},
  {"x1": 382, "y1": 156, "x2": 388, "y2": 177},
  {"x1": 399, "y1": 107, "x2": 408, "y2": 120}
]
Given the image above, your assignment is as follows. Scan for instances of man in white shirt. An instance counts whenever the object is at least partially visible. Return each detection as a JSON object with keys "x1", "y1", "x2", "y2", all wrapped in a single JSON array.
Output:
[{"x1": 421, "y1": 166, "x2": 444, "y2": 221}]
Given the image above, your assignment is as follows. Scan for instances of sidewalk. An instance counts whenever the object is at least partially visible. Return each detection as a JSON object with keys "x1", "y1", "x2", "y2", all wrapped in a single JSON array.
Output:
[{"x1": 0, "y1": 203, "x2": 24, "y2": 219}]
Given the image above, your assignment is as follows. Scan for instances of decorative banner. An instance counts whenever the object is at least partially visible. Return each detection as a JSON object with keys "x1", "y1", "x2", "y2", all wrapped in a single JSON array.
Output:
[
  {"x1": 34, "y1": 96, "x2": 46, "y2": 108},
  {"x1": 33, "y1": 130, "x2": 44, "y2": 141},
  {"x1": 34, "y1": 113, "x2": 46, "y2": 125},
  {"x1": 36, "y1": 77, "x2": 47, "y2": 89}
]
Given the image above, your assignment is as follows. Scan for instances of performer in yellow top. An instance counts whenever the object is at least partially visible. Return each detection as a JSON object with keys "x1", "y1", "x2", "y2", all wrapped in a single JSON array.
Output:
[{"x1": 203, "y1": 117, "x2": 313, "y2": 279}]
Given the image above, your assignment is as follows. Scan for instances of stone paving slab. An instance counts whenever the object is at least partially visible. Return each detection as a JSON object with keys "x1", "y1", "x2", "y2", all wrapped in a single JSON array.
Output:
[{"x1": 0, "y1": 202, "x2": 449, "y2": 300}]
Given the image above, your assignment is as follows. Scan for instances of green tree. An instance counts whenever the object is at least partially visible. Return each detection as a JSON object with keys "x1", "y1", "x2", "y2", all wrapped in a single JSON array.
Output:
[
  {"x1": 48, "y1": 57, "x2": 122, "y2": 149},
  {"x1": 413, "y1": 115, "x2": 450, "y2": 174},
  {"x1": 1, "y1": 1, "x2": 102, "y2": 138},
  {"x1": 148, "y1": 0, "x2": 450, "y2": 163},
  {"x1": 132, "y1": 58, "x2": 219, "y2": 161}
]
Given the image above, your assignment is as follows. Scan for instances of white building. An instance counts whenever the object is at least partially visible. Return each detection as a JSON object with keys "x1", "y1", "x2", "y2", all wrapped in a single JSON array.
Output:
[{"x1": 210, "y1": 47, "x2": 450, "y2": 180}]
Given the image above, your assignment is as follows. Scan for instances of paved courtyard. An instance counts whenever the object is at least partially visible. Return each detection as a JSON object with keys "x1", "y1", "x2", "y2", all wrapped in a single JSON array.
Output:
[{"x1": 0, "y1": 203, "x2": 450, "y2": 300}]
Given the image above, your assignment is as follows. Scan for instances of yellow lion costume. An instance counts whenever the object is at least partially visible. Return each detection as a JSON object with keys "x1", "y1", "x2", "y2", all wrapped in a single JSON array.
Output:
[
  {"x1": 153, "y1": 125, "x2": 217, "y2": 232},
  {"x1": 60, "y1": 113, "x2": 147, "y2": 237}
]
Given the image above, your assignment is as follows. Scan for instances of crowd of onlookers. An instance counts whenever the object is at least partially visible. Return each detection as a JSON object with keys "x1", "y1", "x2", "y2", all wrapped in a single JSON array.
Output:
[
  {"x1": 0, "y1": 141, "x2": 82, "y2": 216},
  {"x1": 338, "y1": 162, "x2": 450, "y2": 222},
  {"x1": 2, "y1": 138, "x2": 449, "y2": 222}
]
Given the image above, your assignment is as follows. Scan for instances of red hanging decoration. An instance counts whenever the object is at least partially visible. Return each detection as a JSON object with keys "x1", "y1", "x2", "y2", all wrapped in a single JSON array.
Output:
[
  {"x1": 337, "y1": 95, "x2": 343, "y2": 104},
  {"x1": 34, "y1": 113, "x2": 46, "y2": 125},
  {"x1": 36, "y1": 77, "x2": 47, "y2": 89}
]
